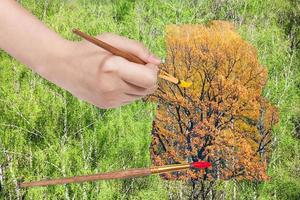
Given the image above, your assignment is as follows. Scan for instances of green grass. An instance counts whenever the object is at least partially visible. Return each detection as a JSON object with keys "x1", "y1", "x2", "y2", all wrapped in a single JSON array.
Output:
[{"x1": 0, "y1": 0, "x2": 299, "y2": 199}]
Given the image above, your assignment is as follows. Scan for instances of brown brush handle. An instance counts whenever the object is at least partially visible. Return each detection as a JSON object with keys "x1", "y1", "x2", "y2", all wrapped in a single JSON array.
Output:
[
  {"x1": 19, "y1": 168, "x2": 151, "y2": 188},
  {"x1": 73, "y1": 29, "x2": 146, "y2": 65}
]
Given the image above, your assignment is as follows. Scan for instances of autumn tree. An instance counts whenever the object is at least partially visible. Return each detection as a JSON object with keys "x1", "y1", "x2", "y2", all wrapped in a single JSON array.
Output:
[{"x1": 150, "y1": 21, "x2": 278, "y2": 196}]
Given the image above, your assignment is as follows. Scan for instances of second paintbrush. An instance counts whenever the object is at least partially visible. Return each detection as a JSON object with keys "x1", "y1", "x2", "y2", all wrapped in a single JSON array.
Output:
[{"x1": 19, "y1": 161, "x2": 211, "y2": 188}]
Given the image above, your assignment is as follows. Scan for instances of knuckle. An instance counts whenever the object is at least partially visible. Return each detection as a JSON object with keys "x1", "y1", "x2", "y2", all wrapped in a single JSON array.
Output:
[
  {"x1": 103, "y1": 57, "x2": 122, "y2": 73},
  {"x1": 101, "y1": 56, "x2": 119, "y2": 73},
  {"x1": 102, "y1": 65, "x2": 116, "y2": 73}
]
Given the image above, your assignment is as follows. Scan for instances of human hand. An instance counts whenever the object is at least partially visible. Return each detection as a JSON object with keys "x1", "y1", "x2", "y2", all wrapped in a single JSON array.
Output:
[
  {"x1": 0, "y1": 1, "x2": 161, "y2": 108},
  {"x1": 39, "y1": 33, "x2": 161, "y2": 108}
]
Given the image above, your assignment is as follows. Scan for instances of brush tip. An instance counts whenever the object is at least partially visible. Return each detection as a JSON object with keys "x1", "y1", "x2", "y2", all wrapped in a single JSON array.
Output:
[
  {"x1": 179, "y1": 80, "x2": 192, "y2": 88},
  {"x1": 190, "y1": 161, "x2": 212, "y2": 169}
]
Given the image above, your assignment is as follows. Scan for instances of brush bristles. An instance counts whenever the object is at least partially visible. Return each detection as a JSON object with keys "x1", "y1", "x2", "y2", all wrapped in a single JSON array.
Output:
[{"x1": 190, "y1": 162, "x2": 212, "y2": 169}]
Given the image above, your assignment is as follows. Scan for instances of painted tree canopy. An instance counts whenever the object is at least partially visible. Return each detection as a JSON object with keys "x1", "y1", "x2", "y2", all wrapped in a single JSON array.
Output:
[{"x1": 150, "y1": 21, "x2": 279, "y2": 182}]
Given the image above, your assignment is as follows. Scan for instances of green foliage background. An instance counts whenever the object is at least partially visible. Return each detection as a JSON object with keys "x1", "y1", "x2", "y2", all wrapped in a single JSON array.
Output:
[{"x1": 0, "y1": 0, "x2": 299, "y2": 199}]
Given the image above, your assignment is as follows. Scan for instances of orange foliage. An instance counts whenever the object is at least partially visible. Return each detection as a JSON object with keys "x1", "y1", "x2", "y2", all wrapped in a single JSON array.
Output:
[{"x1": 150, "y1": 21, "x2": 278, "y2": 181}]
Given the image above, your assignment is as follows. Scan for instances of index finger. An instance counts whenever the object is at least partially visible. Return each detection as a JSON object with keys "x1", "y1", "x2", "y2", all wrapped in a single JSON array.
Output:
[{"x1": 116, "y1": 57, "x2": 158, "y2": 89}]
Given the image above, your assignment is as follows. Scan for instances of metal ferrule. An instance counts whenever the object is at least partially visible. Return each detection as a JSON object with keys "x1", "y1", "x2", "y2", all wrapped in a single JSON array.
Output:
[{"x1": 150, "y1": 163, "x2": 190, "y2": 174}]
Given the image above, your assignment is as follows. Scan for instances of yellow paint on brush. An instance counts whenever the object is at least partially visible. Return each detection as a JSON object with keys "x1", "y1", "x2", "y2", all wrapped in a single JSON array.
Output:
[{"x1": 179, "y1": 80, "x2": 192, "y2": 88}]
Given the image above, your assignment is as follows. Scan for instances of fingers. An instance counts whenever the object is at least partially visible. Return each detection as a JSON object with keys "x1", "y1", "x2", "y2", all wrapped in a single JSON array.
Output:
[
  {"x1": 123, "y1": 80, "x2": 157, "y2": 96},
  {"x1": 120, "y1": 79, "x2": 157, "y2": 106},
  {"x1": 98, "y1": 33, "x2": 161, "y2": 65},
  {"x1": 111, "y1": 57, "x2": 158, "y2": 89}
]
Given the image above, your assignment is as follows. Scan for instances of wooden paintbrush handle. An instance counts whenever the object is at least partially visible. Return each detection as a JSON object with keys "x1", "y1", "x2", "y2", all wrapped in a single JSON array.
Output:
[
  {"x1": 19, "y1": 168, "x2": 151, "y2": 188},
  {"x1": 73, "y1": 29, "x2": 146, "y2": 65}
]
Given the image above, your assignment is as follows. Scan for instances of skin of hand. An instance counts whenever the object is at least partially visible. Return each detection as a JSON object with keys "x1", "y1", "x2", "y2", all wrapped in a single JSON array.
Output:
[
  {"x1": 0, "y1": 0, "x2": 161, "y2": 109},
  {"x1": 53, "y1": 35, "x2": 161, "y2": 108}
]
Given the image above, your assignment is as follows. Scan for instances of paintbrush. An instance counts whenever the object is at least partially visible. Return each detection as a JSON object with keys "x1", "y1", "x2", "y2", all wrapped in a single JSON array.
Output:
[
  {"x1": 72, "y1": 29, "x2": 192, "y2": 88},
  {"x1": 19, "y1": 161, "x2": 211, "y2": 188}
]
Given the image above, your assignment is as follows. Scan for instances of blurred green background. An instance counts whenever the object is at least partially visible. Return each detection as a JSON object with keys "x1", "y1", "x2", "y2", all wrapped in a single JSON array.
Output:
[{"x1": 0, "y1": 0, "x2": 299, "y2": 199}]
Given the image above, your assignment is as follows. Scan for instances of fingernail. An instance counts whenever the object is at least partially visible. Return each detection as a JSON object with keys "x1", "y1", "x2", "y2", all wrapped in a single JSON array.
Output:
[{"x1": 148, "y1": 54, "x2": 161, "y2": 65}]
